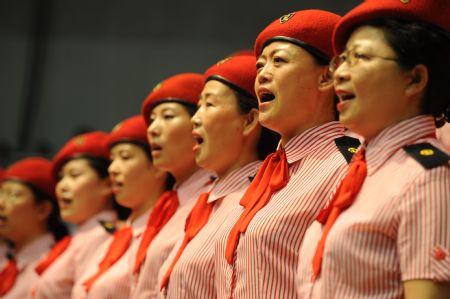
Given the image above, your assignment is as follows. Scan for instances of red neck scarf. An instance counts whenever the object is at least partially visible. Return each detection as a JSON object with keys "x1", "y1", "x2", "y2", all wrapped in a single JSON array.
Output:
[
  {"x1": 35, "y1": 235, "x2": 72, "y2": 275},
  {"x1": 133, "y1": 190, "x2": 179, "y2": 274},
  {"x1": 225, "y1": 150, "x2": 289, "y2": 263},
  {"x1": 312, "y1": 148, "x2": 367, "y2": 280},
  {"x1": 160, "y1": 192, "x2": 214, "y2": 290}
]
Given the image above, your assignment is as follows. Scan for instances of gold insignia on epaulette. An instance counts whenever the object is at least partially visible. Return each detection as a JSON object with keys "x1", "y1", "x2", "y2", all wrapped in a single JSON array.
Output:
[
  {"x1": 400, "y1": 0, "x2": 409, "y2": 4},
  {"x1": 153, "y1": 82, "x2": 162, "y2": 92},
  {"x1": 420, "y1": 149, "x2": 434, "y2": 156},
  {"x1": 280, "y1": 13, "x2": 295, "y2": 24},
  {"x1": 348, "y1": 147, "x2": 358, "y2": 154},
  {"x1": 112, "y1": 122, "x2": 123, "y2": 132},
  {"x1": 73, "y1": 136, "x2": 85, "y2": 146}
]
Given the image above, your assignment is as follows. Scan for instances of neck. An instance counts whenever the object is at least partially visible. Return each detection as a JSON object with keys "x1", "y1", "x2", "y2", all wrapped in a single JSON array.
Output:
[
  {"x1": 14, "y1": 229, "x2": 48, "y2": 252},
  {"x1": 129, "y1": 186, "x2": 166, "y2": 222},
  {"x1": 172, "y1": 164, "x2": 199, "y2": 186},
  {"x1": 215, "y1": 150, "x2": 258, "y2": 179}
]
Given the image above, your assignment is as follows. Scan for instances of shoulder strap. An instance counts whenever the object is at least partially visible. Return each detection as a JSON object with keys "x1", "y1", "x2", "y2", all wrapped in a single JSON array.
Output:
[
  {"x1": 403, "y1": 143, "x2": 450, "y2": 169},
  {"x1": 98, "y1": 220, "x2": 117, "y2": 234},
  {"x1": 334, "y1": 136, "x2": 361, "y2": 164}
]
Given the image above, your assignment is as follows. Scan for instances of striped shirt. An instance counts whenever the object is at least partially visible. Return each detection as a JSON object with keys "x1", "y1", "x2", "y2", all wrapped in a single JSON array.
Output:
[
  {"x1": 71, "y1": 209, "x2": 149, "y2": 299},
  {"x1": 298, "y1": 115, "x2": 450, "y2": 299},
  {"x1": 31, "y1": 210, "x2": 117, "y2": 299},
  {"x1": 130, "y1": 169, "x2": 212, "y2": 299},
  {"x1": 214, "y1": 122, "x2": 350, "y2": 299},
  {"x1": 160, "y1": 161, "x2": 261, "y2": 299},
  {"x1": 4, "y1": 234, "x2": 54, "y2": 299}
]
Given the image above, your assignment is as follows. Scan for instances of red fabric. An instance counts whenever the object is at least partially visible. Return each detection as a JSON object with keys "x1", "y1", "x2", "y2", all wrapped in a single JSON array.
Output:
[
  {"x1": 225, "y1": 150, "x2": 289, "y2": 264},
  {"x1": 4, "y1": 157, "x2": 55, "y2": 198},
  {"x1": 254, "y1": 10, "x2": 341, "y2": 58},
  {"x1": 0, "y1": 258, "x2": 18, "y2": 296},
  {"x1": 204, "y1": 55, "x2": 257, "y2": 99},
  {"x1": 312, "y1": 149, "x2": 367, "y2": 280},
  {"x1": 133, "y1": 190, "x2": 179, "y2": 274},
  {"x1": 52, "y1": 131, "x2": 110, "y2": 177},
  {"x1": 333, "y1": 0, "x2": 450, "y2": 54},
  {"x1": 82, "y1": 227, "x2": 132, "y2": 292},
  {"x1": 35, "y1": 236, "x2": 72, "y2": 275},
  {"x1": 105, "y1": 115, "x2": 149, "y2": 149},
  {"x1": 141, "y1": 73, "x2": 204, "y2": 125},
  {"x1": 160, "y1": 192, "x2": 214, "y2": 290}
]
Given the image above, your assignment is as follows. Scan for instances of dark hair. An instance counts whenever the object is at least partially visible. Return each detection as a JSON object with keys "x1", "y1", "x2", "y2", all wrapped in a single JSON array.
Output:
[
  {"x1": 232, "y1": 89, "x2": 280, "y2": 160},
  {"x1": 27, "y1": 183, "x2": 69, "y2": 242},
  {"x1": 361, "y1": 18, "x2": 450, "y2": 127}
]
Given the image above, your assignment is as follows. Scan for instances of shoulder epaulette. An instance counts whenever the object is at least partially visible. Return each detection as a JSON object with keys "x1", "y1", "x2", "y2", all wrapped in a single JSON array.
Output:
[
  {"x1": 403, "y1": 143, "x2": 450, "y2": 169},
  {"x1": 334, "y1": 136, "x2": 361, "y2": 164},
  {"x1": 98, "y1": 220, "x2": 117, "y2": 234}
]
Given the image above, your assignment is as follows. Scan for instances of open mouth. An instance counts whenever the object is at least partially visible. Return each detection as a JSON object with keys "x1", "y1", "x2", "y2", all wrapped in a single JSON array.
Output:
[
  {"x1": 192, "y1": 131, "x2": 204, "y2": 146},
  {"x1": 0, "y1": 214, "x2": 7, "y2": 226},
  {"x1": 150, "y1": 143, "x2": 162, "y2": 152},
  {"x1": 259, "y1": 92, "x2": 275, "y2": 103},
  {"x1": 340, "y1": 94, "x2": 355, "y2": 101},
  {"x1": 58, "y1": 198, "x2": 73, "y2": 209}
]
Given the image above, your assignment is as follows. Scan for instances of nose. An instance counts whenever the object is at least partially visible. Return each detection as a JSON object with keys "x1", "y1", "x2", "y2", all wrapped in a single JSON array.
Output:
[
  {"x1": 191, "y1": 111, "x2": 202, "y2": 129},
  {"x1": 55, "y1": 178, "x2": 69, "y2": 198},
  {"x1": 256, "y1": 64, "x2": 272, "y2": 85},
  {"x1": 147, "y1": 119, "x2": 160, "y2": 139},
  {"x1": 108, "y1": 159, "x2": 119, "y2": 177},
  {"x1": 333, "y1": 63, "x2": 350, "y2": 85}
]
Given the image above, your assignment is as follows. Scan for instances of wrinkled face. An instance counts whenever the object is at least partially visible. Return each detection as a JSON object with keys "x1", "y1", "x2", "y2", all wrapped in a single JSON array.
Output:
[
  {"x1": 255, "y1": 41, "x2": 325, "y2": 139},
  {"x1": 333, "y1": 26, "x2": 417, "y2": 142},
  {"x1": 0, "y1": 181, "x2": 45, "y2": 244},
  {"x1": 147, "y1": 102, "x2": 197, "y2": 175},
  {"x1": 192, "y1": 80, "x2": 247, "y2": 175},
  {"x1": 55, "y1": 158, "x2": 111, "y2": 224},
  {"x1": 109, "y1": 143, "x2": 161, "y2": 210}
]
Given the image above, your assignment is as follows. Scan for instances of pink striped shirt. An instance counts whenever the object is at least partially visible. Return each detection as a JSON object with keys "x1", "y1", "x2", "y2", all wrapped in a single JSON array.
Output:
[
  {"x1": 129, "y1": 169, "x2": 212, "y2": 299},
  {"x1": 298, "y1": 116, "x2": 450, "y2": 299},
  {"x1": 71, "y1": 209, "x2": 149, "y2": 299},
  {"x1": 30, "y1": 210, "x2": 117, "y2": 299},
  {"x1": 214, "y1": 122, "x2": 351, "y2": 298},
  {"x1": 161, "y1": 161, "x2": 261, "y2": 299},
  {"x1": 4, "y1": 234, "x2": 54, "y2": 299}
]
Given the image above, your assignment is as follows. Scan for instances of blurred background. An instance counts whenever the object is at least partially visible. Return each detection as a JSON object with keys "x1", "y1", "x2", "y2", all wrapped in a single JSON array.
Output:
[{"x1": 0, "y1": 0, "x2": 360, "y2": 167}]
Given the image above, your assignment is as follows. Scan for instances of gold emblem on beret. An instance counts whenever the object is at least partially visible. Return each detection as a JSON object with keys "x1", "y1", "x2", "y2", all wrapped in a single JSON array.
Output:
[
  {"x1": 111, "y1": 122, "x2": 123, "y2": 132},
  {"x1": 153, "y1": 82, "x2": 162, "y2": 92},
  {"x1": 348, "y1": 147, "x2": 358, "y2": 154},
  {"x1": 280, "y1": 13, "x2": 295, "y2": 24},
  {"x1": 419, "y1": 149, "x2": 434, "y2": 156},
  {"x1": 73, "y1": 136, "x2": 85, "y2": 146},
  {"x1": 400, "y1": 0, "x2": 410, "y2": 4}
]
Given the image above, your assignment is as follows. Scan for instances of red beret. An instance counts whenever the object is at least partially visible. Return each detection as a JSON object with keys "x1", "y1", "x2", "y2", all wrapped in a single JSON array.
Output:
[
  {"x1": 333, "y1": 0, "x2": 450, "y2": 54},
  {"x1": 204, "y1": 55, "x2": 257, "y2": 99},
  {"x1": 105, "y1": 115, "x2": 149, "y2": 149},
  {"x1": 53, "y1": 131, "x2": 109, "y2": 177},
  {"x1": 141, "y1": 73, "x2": 204, "y2": 125},
  {"x1": 0, "y1": 168, "x2": 5, "y2": 182},
  {"x1": 4, "y1": 157, "x2": 55, "y2": 198},
  {"x1": 254, "y1": 10, "x2": 341, "y2": 61}
]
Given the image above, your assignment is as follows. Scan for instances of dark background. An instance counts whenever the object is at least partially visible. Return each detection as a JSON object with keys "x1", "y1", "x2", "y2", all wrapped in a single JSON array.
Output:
[{"x1": 0, "y1": 0, "x2": 360, "y2": 167}]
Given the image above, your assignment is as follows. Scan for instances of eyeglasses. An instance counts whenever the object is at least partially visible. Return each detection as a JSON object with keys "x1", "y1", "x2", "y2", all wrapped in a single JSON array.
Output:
[{"x1": 327, "y1": 49, "x2": 399, "y2": 77}]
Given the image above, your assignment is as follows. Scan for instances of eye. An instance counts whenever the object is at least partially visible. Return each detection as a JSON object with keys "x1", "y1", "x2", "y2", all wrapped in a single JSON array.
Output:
[
  {"x1": 353, "y1": 51, "x2": 371, "y2": 61},
  {"x1": 256, "y1": 61, "x2": 265, "y2": 71},
  {"x1": 205, "y1": 101, "x2": 214, "y2": 107},
  {"x1": 273, "y1": 56, "x2": 286, "y2": 64}
]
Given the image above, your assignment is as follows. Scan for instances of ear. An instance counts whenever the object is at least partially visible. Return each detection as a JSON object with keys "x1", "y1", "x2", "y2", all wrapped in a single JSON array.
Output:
[
  {"x1": 35, "y1": 200, "x2": 53, "y2": 222},
  {"x1": 318, "y1": 70, "x2": 334, "y2": 92},
  {"x1": 405, "y1": 64, "x2": 428, "y2": 98},
  {"x1": 243, "y1": 108, "x2": 260, "y2": 137}
]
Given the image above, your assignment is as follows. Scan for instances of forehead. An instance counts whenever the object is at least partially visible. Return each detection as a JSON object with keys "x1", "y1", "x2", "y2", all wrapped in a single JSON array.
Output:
[
  {"x1": 110, "y1": 142, "x2": 143, "y2": 154},
  {"x1": 259, "y1": 41, "x2": 308, "y2": 58},
  {"x1": 1, "y1": 180, "x2": 32, "y2": 193},
  {"x1": 62, "y1": 158, "x2": 91, "y2": 170},
  {"x1": 345, "y1": 25, "x2": 392, "y2": 52},
  {"x1": 202, "y1": 80, "x2": 235, "y2": 97},
  {"x1": 151, "y1": 101, "x2": 189, "y2": 114}
]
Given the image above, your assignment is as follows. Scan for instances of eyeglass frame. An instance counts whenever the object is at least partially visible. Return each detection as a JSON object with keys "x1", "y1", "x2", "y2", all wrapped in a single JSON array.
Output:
[{"x1": 325, "y1": 49, "x2": 399, "y2": 82}]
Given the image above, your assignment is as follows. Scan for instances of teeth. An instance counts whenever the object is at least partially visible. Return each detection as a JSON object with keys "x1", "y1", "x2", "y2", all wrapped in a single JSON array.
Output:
[{"x1": 260, "y1": 93, "x2": 275, "y2": 103}]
